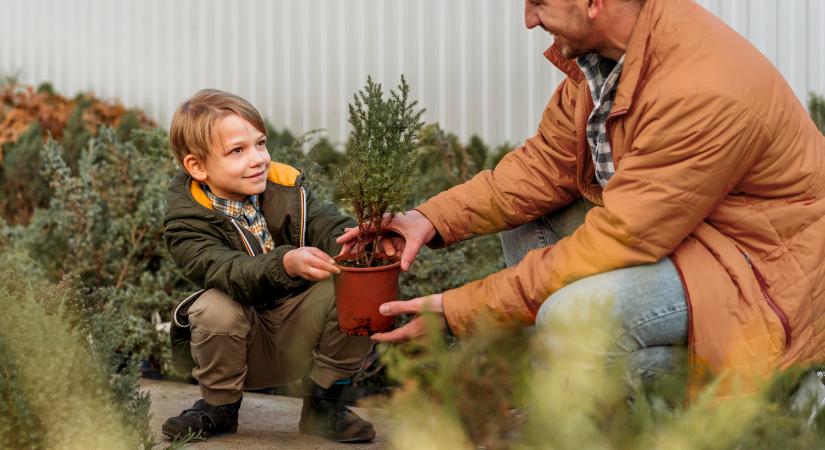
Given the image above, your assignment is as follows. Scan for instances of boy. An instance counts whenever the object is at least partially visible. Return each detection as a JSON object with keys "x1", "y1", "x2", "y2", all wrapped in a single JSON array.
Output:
[{"x1": 162, "y1": 89, "x2": 375, "y2": 443}]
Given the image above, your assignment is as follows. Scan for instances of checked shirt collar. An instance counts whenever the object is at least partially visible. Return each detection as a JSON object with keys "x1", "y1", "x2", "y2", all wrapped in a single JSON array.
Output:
[
  {"x1": 201, "y1": 184, "x2": 274, "y2": 254},
  {"x1": 577, "y1": 52, "x2": 625, "y2": 188}
]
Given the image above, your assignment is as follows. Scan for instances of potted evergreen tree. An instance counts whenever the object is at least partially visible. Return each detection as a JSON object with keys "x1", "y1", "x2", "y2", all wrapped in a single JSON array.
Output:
[{"x1": 334, "y1": 76, "x2": 424, "y2": 335}]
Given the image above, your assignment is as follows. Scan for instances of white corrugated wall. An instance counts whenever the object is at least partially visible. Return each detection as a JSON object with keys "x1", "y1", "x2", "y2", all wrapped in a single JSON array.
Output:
[{"x1": 1, "y1": 0, "x2": 823, "y2": 147}]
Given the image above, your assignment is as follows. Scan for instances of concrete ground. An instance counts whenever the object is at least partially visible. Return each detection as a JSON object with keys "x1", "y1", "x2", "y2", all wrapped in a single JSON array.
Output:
[{"x1": 141, "y1": 379, "x2": 388, "y2": 450}]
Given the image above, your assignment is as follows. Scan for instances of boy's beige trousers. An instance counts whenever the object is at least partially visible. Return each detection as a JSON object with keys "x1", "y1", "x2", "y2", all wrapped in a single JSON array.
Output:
[{"x1": 187, "y1": 279, "x2": 374, "y2": 406}]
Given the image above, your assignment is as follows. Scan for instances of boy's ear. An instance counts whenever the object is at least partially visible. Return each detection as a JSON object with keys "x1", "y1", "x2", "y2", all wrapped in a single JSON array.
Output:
[{"x1": 183, "y1": 154, "x2": 208, "y2": 182}]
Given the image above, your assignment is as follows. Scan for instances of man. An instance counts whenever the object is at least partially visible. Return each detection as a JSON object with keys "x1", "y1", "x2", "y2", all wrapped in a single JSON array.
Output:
[{"x1": 338, "y1": 0, "x2": 825, "y2": 395}]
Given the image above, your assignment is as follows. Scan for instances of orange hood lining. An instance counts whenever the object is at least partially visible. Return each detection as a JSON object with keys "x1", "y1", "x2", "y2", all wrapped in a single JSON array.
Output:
[{"x1": 189, "y1": 162, "x2": 300, "y2": 210}]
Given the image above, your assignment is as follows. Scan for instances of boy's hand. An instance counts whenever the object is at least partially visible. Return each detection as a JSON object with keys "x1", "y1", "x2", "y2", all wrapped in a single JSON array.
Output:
[{"x1": 283, "y1": 247, "x2": 341, "y2": 281}]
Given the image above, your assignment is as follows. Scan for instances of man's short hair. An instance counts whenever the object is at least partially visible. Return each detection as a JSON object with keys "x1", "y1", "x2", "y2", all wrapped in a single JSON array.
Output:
[{"x1": 169, "y1": 89, "x2": 267, "y2": 165}]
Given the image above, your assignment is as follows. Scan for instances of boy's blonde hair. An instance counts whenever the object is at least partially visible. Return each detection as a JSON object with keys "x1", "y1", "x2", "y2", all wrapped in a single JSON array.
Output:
[{"x1": 169, "y1": 89, "x2": 267, "y2": 165}]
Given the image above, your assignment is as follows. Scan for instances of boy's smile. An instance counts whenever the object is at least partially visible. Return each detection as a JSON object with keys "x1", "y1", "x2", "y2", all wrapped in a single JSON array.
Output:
[{"x1": 185, "y1": 113, "x2": 271, "y2": 201}]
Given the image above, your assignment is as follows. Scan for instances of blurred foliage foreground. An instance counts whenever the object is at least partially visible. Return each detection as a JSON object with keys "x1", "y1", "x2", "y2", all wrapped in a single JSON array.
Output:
[{"x1": 1, "y1": 79, "x2": 823, "y2": 449}]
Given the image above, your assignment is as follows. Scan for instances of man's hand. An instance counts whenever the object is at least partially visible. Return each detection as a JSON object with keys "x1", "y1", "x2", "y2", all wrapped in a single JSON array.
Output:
[
  {"x1": 336, "y1": 210, "x2": 437, "y2": 272},
  {"x1": 371, "y1": 293, "x2": 445, "y2": 342},
  {"x1": 283, "y1": 247, "x2": 341, "y2": 281}
]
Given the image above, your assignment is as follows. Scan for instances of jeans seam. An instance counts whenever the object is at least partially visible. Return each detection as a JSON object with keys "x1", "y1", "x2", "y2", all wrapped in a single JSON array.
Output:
[
  {"x1": 616, "y1": 307, "x2": 688, "y2": 350},
  {"x1": 536, "y1": 220, "x2": 549, "y2": 247},
  {"x1": 539, "y1": 216, "x2": 558, "y2": 246},
  {"x1": 625, "y1": 303, "x2": 688, "y2": 331}
]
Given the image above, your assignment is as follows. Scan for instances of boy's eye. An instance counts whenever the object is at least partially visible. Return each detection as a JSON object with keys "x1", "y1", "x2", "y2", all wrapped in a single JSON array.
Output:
[
  {"x1": 257, "y1": 140, "x2": 266, "y2": 147},
  {"x1": 231, "y1": 147, "x2": 243, "y2": 154}
]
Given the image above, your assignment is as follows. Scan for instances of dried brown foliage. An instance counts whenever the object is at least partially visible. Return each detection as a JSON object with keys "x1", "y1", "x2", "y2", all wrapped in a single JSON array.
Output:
[{"x1": 0, "y1": 82, "x2": 154, "y2": 163}]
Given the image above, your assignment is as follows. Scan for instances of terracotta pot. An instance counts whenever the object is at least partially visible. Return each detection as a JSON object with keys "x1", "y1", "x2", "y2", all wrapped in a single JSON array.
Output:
[{"x1": 333, "y1": 253, "x2": 401, "y2": 336}]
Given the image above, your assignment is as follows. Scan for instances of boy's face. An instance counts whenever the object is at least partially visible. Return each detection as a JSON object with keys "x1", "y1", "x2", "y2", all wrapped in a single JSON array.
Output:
[{"x1": 184, "y1": 114, "x2": 271, "y2": 201}]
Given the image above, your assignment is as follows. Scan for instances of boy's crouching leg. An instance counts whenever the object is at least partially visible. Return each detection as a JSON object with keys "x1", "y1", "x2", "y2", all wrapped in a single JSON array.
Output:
[
  {"x1": 188, "y1": 288, "x2": 251, "y2": 405},
  {"x1": 310, "y1": 280, "x2": 375, "y2": 389},
  {"x1": 162, "y1": 289, "x2": 250, "y2": 440},
  {"x1": 283, "y1": 279, "x2": 376, "y2": 442}
]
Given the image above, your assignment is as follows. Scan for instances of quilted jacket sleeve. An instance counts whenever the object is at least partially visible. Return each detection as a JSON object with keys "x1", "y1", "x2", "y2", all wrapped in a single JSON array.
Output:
[
  {"x1": 415, "y1": 78, "x2": 582, "y2": 246},
  {"x1": 165, "y1": 219, "x2": 308, "y2": 306},
  {"x1": 434, "y1": 91, "x2": 769, "y2": 336}
]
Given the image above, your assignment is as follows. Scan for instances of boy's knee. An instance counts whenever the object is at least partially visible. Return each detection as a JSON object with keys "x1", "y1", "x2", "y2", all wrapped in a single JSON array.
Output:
[
  {"x1": 310, "y1": 279, "x2": 336, "y2": 313},
  {"x1": 316, "y1": 279, "x2": 335, "y2": 303},
  {"x1": 188, "y1": 289, "x2": 250, "y2": 334}
]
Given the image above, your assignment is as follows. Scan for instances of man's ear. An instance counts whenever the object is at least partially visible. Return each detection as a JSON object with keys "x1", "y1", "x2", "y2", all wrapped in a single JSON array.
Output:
[
  {"x1": 586, "y1": 0, "x2": 604, "y2": 20},
  {"x1": 183, "y1": 154, "x2": 208, "y2": 181}
]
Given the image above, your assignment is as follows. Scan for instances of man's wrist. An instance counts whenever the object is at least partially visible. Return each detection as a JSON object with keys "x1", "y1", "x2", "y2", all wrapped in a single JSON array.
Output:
[{"x1": 410, "y1": 208, "x2": 438, "y2": 244}]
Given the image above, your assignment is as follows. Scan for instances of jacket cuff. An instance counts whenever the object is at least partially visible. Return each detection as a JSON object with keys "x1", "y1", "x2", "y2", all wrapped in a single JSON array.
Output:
[
  {"x1": 414, "y1": 204, "x2": 450, "y2": 249},
  {"x1": 270, "y1": 245, "x2": 309, "y2": 289},
  {"x1": 441, "y1": 287, "x2": 472, "y2": 337}
]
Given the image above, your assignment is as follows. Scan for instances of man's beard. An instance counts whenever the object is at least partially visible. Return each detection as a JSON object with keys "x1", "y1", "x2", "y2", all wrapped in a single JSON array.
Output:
[{"x1": 554, "y1": 35, "x2": 593, "y2": 59}]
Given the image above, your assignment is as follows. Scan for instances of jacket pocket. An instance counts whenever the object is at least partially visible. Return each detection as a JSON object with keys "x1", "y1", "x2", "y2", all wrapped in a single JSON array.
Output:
[
  {"x1": 742, "y1": 252, "x2": 791, "y2": 351},
  {"x1": 170, "y1": 290, "x2": 206, "y2": 376}
]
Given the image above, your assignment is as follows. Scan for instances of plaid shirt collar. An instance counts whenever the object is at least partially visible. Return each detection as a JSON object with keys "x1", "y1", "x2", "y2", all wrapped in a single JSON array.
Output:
[
  {"x1": 201, "y1": 184, "x2": 274, "y2": 254},
  {"x1": 577, "y1": 53, "x2": 625, "y2": 188}
]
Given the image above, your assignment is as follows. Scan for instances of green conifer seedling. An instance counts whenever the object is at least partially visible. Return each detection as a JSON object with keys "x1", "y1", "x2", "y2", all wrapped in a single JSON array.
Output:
[{"x1": 338, "y1": 76, "x2": 424, "y2": 267}]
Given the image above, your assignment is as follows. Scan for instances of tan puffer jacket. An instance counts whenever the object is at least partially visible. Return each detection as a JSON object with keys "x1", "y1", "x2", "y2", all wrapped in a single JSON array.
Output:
[{"x1": 416, "y1": 0, "x2": 825, "y2": 396}]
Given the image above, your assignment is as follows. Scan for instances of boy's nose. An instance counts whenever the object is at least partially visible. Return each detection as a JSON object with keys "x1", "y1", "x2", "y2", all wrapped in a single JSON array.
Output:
[{"x1": 252, "y1": 149, "x2": 267, "y2": 165}]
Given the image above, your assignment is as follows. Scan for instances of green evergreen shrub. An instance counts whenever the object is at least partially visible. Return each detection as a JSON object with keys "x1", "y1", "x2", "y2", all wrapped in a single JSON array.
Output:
[
  {"x1": 0, "y1": 336, "x2": 43, "y2": 449},
  {"x1": 265, "y1": 125, "x2": 337, "y2": 204},
  {"x1": 466, "y1": 135, "x2": 490, "y2": 171},
  {"x1": 0, "y1": 265, "x2": 152, "y2": 449},
  {"x1": 0, "y1": 123, "x2": 49, "y2": 224},
  {"x1": 395, "y1": 124, "x2": 505, "y2": 299},
  {"x1": 307, "y1": 137, "x2": 343, "y2": 180},
  {"x1": 338, "y1": 76, "x2": 424, "y2": 267},
  {"x1": 810, "y1": 92, "x2": 825, "y2": 134},
  {"x1": 0, "y1": 83, "x2": 153, "y2": 226},
  {"x1": 379, "y1": 303, "x2": 825, "y2": 450},
  {"x1": 487, "y1": 142, "x2": 515, "y2": 169},
  {"x1": 12, "y1": 127, "x2": 194, "y2": 371},
  {"x1": 410, "y1": 124, "x2": 482, "y2": 207}
]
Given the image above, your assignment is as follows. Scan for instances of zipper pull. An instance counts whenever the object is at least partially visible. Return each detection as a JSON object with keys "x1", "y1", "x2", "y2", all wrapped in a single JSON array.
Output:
[{"x1": 741, "y1": 251, "x2": 753, "y2": 267}]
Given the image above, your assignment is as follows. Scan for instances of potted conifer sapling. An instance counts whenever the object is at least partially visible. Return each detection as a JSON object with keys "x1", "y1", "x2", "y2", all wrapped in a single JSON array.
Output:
[{"x1": 334, "y1": 76, "x2": 424, "y2": 336}]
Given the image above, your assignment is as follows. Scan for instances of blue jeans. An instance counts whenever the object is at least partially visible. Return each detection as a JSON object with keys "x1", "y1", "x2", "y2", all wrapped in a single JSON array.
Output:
[{"x1": 499, "y1": 199, "x2": 688, "y2": 384}]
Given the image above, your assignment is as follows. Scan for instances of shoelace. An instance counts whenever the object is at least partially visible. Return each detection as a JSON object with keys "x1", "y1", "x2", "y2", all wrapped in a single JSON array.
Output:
[{"x1": 181, "y1": 408, "x2": 217, "y2": 431}]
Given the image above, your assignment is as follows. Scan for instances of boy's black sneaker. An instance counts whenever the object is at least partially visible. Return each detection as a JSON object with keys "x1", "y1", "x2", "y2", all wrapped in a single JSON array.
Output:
[
  {"x1": 162, "y1": 398, "x2": 241, "y2": 440},
  {"x1": 299, "y1": 379, "x2": 375, "y2": 443}
]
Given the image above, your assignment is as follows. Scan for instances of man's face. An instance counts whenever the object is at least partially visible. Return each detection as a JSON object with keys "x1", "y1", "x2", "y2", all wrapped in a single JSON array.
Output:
[
  {"x1": 199, "y1": 114, "x2": 271, "y2": 201},
  {"x1": 525, "y1": 0, "x2": 598, "y2": 59}
]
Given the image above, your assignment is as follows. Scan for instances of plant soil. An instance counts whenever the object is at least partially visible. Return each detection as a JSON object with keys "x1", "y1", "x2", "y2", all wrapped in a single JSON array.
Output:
[{"x1": 338, "y1": 257, "x2": 396, "y2": 268}]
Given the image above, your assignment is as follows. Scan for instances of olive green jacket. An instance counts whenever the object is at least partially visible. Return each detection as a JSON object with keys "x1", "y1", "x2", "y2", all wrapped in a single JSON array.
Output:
[{"x1": 164, "y1": 162, "x2": 354, "y2": 307}]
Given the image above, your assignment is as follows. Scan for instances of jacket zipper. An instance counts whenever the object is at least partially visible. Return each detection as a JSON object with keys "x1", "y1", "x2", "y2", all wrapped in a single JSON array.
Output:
[
  {"x1": 230, "y1": 219, "x2": 257, "y2": 256},
  {"x1": 298, "y1": 187, "x2": 307, "y2": 248},
  {"x1": 742, "y1": 251, "x2": 792, "y2": 350}
]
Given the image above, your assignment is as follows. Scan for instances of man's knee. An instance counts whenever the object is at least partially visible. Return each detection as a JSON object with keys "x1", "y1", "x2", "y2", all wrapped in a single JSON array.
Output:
[
  {"x1": 188, "y1": 289, "x2": 250, "y2": 334},
  {"x1": 536, "y1": 275, "x2": 616, "y2": 330},
  {"x1": 536, "y1": 259, "x2": 687, "y2": 350}
]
